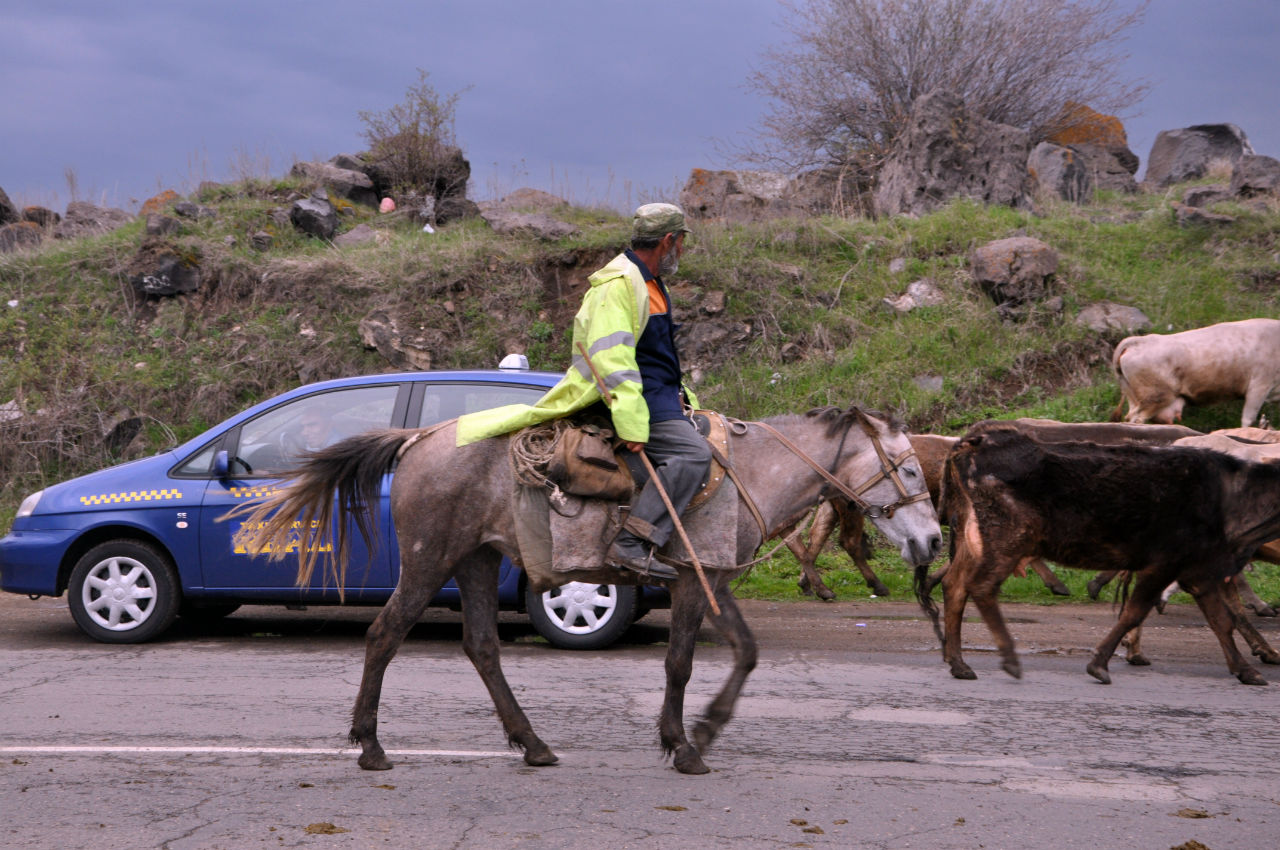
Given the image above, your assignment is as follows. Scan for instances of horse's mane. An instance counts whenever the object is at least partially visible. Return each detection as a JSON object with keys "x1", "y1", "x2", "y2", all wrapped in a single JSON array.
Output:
[{"x1": 763, "y1": 404, "x2": 905, "y2": 438}]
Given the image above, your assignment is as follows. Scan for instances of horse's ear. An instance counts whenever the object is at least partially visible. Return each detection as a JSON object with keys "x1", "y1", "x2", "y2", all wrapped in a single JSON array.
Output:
[{"x1": 851, "y1": 406, "x2": 879, "y2": 437}]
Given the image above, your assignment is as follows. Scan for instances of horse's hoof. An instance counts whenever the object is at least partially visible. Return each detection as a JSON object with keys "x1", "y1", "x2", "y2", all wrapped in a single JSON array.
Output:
[
  {"x1": 1126, "y1": 653, "x2": 1152, "y2": 666},
  {"x1": 358, "y1": 750, "x2": 393, "y2": 771},
  {"x1": 1086, "y1": 662, "x2": 1112, "y2": 684},
  {"x1": 816, "y1": 587, "x2": 836, "y2": 601},
  {"x1": 1238, "y1": 668, "x2": 1268, "y2": 686},
  {"x1": 1049, "y1": 584, "x2": 1071, "y2": 597},
  {"x1": 1250, "y1": 604, "x2": 1278, "y2": 618},
  {"x1": 1086, "y1": 579, "x2": 1104, "y2": 600},
  {"x1": 870, "y1": 583, "x2": 891, "y2": 597},
  {"x1": 523, "y1": 745, "x2": 559, "y2": 766},
  {"x1": 1254, "y1": 649, "x2": 1280, "y2": 665},
  {"x1": 949, "y1": 664, "x2": 977, "y2": 680},
  {"x1": 1001, "y1": 659, "x2": 1023, "y2": 679},
  {"x1": 673, "y1": 746, "x2": 710, "y2": 775}
]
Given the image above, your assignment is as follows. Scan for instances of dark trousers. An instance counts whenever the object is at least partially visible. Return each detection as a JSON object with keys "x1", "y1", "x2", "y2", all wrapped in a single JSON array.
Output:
[{"x1": 621, "y1": 418, "x2": 712, "y2": 547}]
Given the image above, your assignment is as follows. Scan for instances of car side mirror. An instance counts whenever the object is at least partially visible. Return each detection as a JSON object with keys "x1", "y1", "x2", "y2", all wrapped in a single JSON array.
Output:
[{"x1": 213, "y1": 450, "x2": 230, "y2": 479}]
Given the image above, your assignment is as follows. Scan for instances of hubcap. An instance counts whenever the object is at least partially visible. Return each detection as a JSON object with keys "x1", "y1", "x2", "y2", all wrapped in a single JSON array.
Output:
[
  {"x1": 540, "y1": 582, "x2": 618, "y2": 635},
  {"x1": 82, "y1": 556, "x2": 157, "y2": 631}
]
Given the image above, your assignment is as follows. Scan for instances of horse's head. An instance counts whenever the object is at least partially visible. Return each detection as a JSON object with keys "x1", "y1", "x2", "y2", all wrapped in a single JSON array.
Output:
[{"x1": 833, "y1": 407, "x2": 943, "y2": 567}]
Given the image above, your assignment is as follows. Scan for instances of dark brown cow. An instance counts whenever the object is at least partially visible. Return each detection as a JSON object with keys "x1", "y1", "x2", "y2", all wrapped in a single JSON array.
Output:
[{"x1": 918, "y1": 421, "x2": 1280, "y2": 685}]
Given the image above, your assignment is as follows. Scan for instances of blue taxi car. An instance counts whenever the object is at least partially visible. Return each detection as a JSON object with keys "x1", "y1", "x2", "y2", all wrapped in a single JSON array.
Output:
[{"x1": 0, "y1": 364, "x2": 666, "y2": 649}]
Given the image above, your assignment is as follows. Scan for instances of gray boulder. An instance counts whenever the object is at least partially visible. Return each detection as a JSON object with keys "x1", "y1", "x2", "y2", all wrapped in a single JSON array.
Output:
[
  {"x1": 882, "y1": 279, "x2": 946, "y2": 314},
  {"x1": 1230, "y1": 154, "x2": 1280, "y2": 198},
  {"x1": 1028, "y1": 142, "x2": 1092, "y2": 202},
  {"x1": 127, "y1": 239, "x2": 201, "y2": 298},
  {"x1": 1143, "y1": 124, "x2": 1254, "y2": 187},
  {"x1": 1075, "y1": 302, "x2": 1150, "y2": 335},
  {"x1": 290, "y1": 197, "x2": 339, "y2": 240},
  {"x1": 333, "y1": 223, "x2": 378, "y2": 247},
  {"x1": 970, "y1": 236, "x2": 1058, "y2": 309},
  {"x1": 1182, "y1": 184, "x2": 1232, "y2": 208},
  {"x1": 144, "y1": 214, "x2": 180, "y2": 236},
  {"x1": 479, "y1": 209, "x2": 578, "y2": 240},
  {"x1": 435, "y1": 196, "x2": 480, "y2": 226},
  {"x1": 290, "y1": 161, "x2": 379, "y2": 208},
  {"x1": 0, "y1": 222, "x2": 43, "y2": 253},
  {"x1": 1171, "y1": 201, "x2": 1235, "y2": 227},
  {"x1": 1071, "y1": 143, "x2": 1139, "y2": 194},
  {"x1": 0, "y1": 187, "x2": 20, "y2": 224},
  {"x1": 481, "y1": 188, "x2": 569, "y2": 213},
  {"x1": 173, "y1": 201, "x2": 217, "y2": 220},
  {"x1": 21, "y1": 206, "x2": 60, "y2": 227},
  {"x1": 874, "y1": 90, "x2": 1033, "y2": 217},
  {"x1": 53, "y1": 201, "x2": 133, "y2": 240}
]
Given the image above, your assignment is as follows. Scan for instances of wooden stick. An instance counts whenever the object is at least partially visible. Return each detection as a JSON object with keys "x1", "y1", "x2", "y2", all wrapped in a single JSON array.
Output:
[{"x1": 575, "y1": 343, "x2": 720, "y2": 615}]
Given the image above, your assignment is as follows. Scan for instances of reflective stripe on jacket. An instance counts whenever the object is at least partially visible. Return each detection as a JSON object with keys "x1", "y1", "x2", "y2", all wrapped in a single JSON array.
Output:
[{"x1": 456, "y1": 251, "x2": 699, "y2": 445}]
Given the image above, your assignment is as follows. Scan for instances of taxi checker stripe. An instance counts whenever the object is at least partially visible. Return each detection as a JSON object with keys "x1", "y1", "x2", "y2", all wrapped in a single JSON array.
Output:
[
  {"x1": 80, "y1": 489, "x2": 183, "y2": 505},
  {"x1": 229, "y1": 487, "x2": 281, "y2": 499}
]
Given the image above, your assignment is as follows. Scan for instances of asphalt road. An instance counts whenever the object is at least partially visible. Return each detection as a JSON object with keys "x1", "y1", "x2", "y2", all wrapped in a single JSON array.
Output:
[{"x1": 2, "y1": 592, "x2": 1279, "y2": 849}]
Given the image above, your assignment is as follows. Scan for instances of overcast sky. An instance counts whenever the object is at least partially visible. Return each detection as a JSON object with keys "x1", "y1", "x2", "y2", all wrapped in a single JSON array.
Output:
[{"x1": 2, "y1": 1, "x2": 1277, "y2": 212}]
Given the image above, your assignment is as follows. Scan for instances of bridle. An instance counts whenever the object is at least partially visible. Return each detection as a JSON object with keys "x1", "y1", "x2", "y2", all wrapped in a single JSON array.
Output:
[{"x1": 752, "y1": 411, "x2": 932, "y2": 521}]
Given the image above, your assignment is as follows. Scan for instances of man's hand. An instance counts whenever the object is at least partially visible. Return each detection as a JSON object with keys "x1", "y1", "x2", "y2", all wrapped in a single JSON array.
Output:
[{"x1": 624, "y1": 441, "x2": 646, "y2": 453}]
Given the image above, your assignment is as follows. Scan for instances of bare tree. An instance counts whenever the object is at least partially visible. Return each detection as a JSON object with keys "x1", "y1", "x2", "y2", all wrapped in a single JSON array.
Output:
[
  {"x1": 746, "y1": 0, "x2": 1149, "y2": 171},
  {"x1": 358, "y1": 69, "x2": 470, "y2": 195}
]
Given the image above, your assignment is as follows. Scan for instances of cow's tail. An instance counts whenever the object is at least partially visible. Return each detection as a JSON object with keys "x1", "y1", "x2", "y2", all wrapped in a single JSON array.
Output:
[
  {"x1": 226, "y1": 429, "x2": 413, "y2": 596},
  {"x1": 1110, "y1": 337, "x2": 1137, "y2": 422}
]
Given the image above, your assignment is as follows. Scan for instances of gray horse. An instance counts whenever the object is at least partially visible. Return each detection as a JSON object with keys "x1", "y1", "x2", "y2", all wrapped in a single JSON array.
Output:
[{"x1": 234, "y1": 405, "x2": 942, "y2": 775}]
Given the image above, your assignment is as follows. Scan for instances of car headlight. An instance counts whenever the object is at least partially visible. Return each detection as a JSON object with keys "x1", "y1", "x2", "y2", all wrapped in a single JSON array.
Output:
[{"x1": 16, "y1": 490, "x2": 43, "y2": 518}]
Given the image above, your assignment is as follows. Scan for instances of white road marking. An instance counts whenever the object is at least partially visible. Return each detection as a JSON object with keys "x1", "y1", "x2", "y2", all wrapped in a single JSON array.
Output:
[{"x1": 0, "y1": 745, "x2": 515, "y2": 758}]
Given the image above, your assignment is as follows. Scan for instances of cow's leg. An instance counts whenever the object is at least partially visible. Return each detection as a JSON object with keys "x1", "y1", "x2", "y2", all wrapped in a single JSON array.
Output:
[
  {"x1": 1240, "y1": 380, "x2": 1272, "y2": 428},
  {"x1": 792, "y1": 502, "x2": 838, "y2": 600},
  {"x1": 1087, "y1": 569, "x2": 1121, "y2": 600},
  {"x1": 1223, "y1": 577, "x2": 1280, "y2": 666},
  {"x1": 968, "y1": 557, "x2": 1025, "y2": 679},
  {"x1": 939, "y1": 554, "x2": 976, "y2": 679},
  {"x1": 1183, "y1": 579, "x2": 1267, "y2": 685},
  {"x1": 1122, "y1": 624, "x2": 1151, "y2": 665},
  {"x1": 1087, "y1": 572, "x2": 1166, "y2": 684},
  {"x1": 454, "y1": 550, "x2": 558, "y2": 765},
  {"x1": 1029, "y1": 558, "x2": 1071, "y2": 596},
  {"x1": 659, "y1": 572, "x2": 712, "y2": 774},
  {"x1": 835, "y1": 502, "x2": 890, "y2": 597},
  {"x1": 692, "y1": 582, "x2": 758, "y2": 756},
  {"x1": 1236, "y1": 571, "x2": 1277, "y2": 617}
]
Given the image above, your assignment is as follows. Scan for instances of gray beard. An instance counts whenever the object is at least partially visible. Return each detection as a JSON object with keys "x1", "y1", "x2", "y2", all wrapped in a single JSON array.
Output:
[{"x1": 657, "y1": 246, "x2": 679, "y2": 277}]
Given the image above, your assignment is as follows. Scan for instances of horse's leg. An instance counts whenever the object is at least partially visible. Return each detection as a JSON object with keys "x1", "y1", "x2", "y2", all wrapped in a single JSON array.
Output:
[
  {"x1": 1221, "y1": 576, "x2": 1280, "y2": 666},
  {"x1": 795, "y1": 502, "x2": 838, "y2": 600},
  {"x1": 836, "y1": 501, "x2": 889, "y2": 597},
  {"x1": 349, "y1": 561, "x2": 451, "y2": 771},
  {"x1": 453, "y1": 550, "x2": 558, "y2": 765},
  {"x1": 1087, "y1": 569, "x2": 1120, "y2": 600},
  {"x1": 968, "y1": 557, "x2": 1024, "y2": 679},
  {"x1": 658, "y1": 573, "x2": 711, "y2": 775},
  {"x1": 691, "y1": 583, "x2": 758, "y2": 756},
  {"x1": 1122, "y1": 623, "x2": 1151, "y2": 665},
  {"x1": 1087, "y1": 572, "x2": 1165, "y2": 684},
  {"x1": 1029, "y1": 558, "x2": 1071, "y2": 596},
  {"x1": 1183, "y1": 578, "x2": 1267, "y2": 685}
]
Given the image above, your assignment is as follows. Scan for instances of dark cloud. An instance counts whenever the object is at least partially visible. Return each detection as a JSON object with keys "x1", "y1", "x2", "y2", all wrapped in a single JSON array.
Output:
[{"x1": 1, "y1": 0, "x2": 1275, "y2": 210}]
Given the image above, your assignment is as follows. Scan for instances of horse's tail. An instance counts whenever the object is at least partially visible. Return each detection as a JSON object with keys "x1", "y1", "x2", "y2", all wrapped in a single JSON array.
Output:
[{"x1": 227, "y1": 429, "x2": 413, "y2": 596}]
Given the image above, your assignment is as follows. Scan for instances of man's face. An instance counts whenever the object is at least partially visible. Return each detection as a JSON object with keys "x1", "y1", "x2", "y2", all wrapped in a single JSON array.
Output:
[
  {"x1": 301, "y1": 416, "x2": 328, "y2": 448},
  {"x1": 657, "y1": 232, "x2": 684, "y2": 277}
]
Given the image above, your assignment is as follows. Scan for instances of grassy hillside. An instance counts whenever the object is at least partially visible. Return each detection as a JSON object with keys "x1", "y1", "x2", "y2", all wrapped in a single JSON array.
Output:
[{"x1": 3, "y1": 176, "x2": 1279, "y2": 603}]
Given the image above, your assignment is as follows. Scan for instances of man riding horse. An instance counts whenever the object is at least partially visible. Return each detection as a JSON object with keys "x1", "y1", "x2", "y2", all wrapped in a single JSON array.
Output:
[{"x1": 456, "y1": 203, "x2": 710, "y2": 583}]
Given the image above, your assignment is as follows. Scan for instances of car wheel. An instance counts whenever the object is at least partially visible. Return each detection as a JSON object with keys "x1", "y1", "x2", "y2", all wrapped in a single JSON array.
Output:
[
  {"x1": 68, "y1": 541, "x2": 180, "y2": 644},
  {"x1": 525, "y1": 582, "x2": 638, "y2": 650}
]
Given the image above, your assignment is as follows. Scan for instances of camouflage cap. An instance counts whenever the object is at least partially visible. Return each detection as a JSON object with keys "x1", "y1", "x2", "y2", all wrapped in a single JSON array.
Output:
[{"x1": 632, "y1": 202, "x2": 691, "y2": 240}]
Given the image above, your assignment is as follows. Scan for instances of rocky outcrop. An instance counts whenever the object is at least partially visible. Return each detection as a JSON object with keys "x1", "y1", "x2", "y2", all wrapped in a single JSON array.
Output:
[
  {"x1": 53, "y1": 201, "x2": 133, "y2": 240},
  {"x1": 1182, "y1": 185, "x2": 1232, "y2": 208},
  {"x1": 126, "y1": 238, "x2": 201, "y2": 298},
  {"x1": 358, "y1": 310, "x2": 438, "y2": 370},
  {"x1": 1028, "y1": 143, "x2": 1092, "y2": 202},
  {"x1": 479, "y1": 209, "x2": 578, "y2": 240},
  {"x1": 140, "y1": 190, "x2": 180, "y2": 215},
  {"x1": 1144, "y1": 124, "x2": 1253, "y2": 188},
  {"x1": 874, "y1": 90, "x2": 1034, "y2": 217},
  {"x1": 1075, "y1": 301, "x2": 1150, "y2": 335},
  {"x1": 0, "y1": 221, "x2": 43, "y2": 253},
  {"x1": 290, "y1": 161, "x2": 379, "y2": 208},
  {"x1": 481, "y1": 188, "x2": 569, "y2": 212},
  {"x1": 0, "y1": 186, "x2": 18, "y2": 224},
  {"x1": 680, "y1": 168, "x2": 792, "y2": 221},
  {"x1": 21, "y1": 206, "x2": 60, "y2": 227},
  {"x1": 1045, "y1": 103, "x2": 1139, "y2": 193},
  {"x1": 1230, "y1": 155, "x2": 1280, "y2": 198}
]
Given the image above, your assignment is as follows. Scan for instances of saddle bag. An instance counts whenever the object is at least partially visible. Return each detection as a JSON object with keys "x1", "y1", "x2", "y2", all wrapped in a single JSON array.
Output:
[{"x1": 546, "y1": 423, "x2": 634, "y2": 501}]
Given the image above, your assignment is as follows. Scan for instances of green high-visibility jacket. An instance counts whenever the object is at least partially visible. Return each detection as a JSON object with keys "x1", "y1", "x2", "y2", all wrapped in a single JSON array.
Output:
[{"x1": 455, "y1": 251, "x2": 698, "y2": 445}]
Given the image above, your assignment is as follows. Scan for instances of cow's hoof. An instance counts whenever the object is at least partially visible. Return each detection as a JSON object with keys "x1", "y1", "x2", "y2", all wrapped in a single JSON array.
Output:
[
  {"x1": 1049, "y1": 584, "x2": 1071, "y2": 597},
  {"x1": 1255, "y1": 649, "x2": 1280, "y2": 665},
  {"x1": 523, "y1": 744, "x2": 559, "y2": 766},
  {"x1": 816, "y1": 586, "x2": 836, "y2": 601},
  {"x1": 1250, "y1": 603, "x2": 1278, "y2": 618},
  {"x1": 870, "y1": 582, "x2": 891, "y2": 597},
  {"x1": 1086, "y1": 578, "x2": 1104, "y2": 600},
  {"x1": 673, "y1": 745, "x2": 710, "y2": 775},
  {"x1": 1125, "y1": 653, "x2": 1151, "y2": 666},
  {"x1": 1238, "y1": 668, "x2": 1268, "y2": 686},
  {"x1": 949, "y1": 663, "x2": 977, "y2": 680},
  {"x1": 1086, "y1": 662, "x2": 1112, "y2": 684}
]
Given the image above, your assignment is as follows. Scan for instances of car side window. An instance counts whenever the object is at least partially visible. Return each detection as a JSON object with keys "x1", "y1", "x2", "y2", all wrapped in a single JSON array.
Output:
[
  {"x1": 416, "y1": 383, "x2": 547, "y2": 428},
  {"x1": 231, "y1": 385, "x2": 400, "y2": 476}
]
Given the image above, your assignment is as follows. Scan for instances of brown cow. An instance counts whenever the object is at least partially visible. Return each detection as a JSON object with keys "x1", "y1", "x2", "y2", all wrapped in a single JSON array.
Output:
[
  {"x1": 919, "y1": 421, "x2": 1280, "y2": 685},
  {"x1": 1113, "y1": 318, "x2": 1280, "y2": 427}
]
